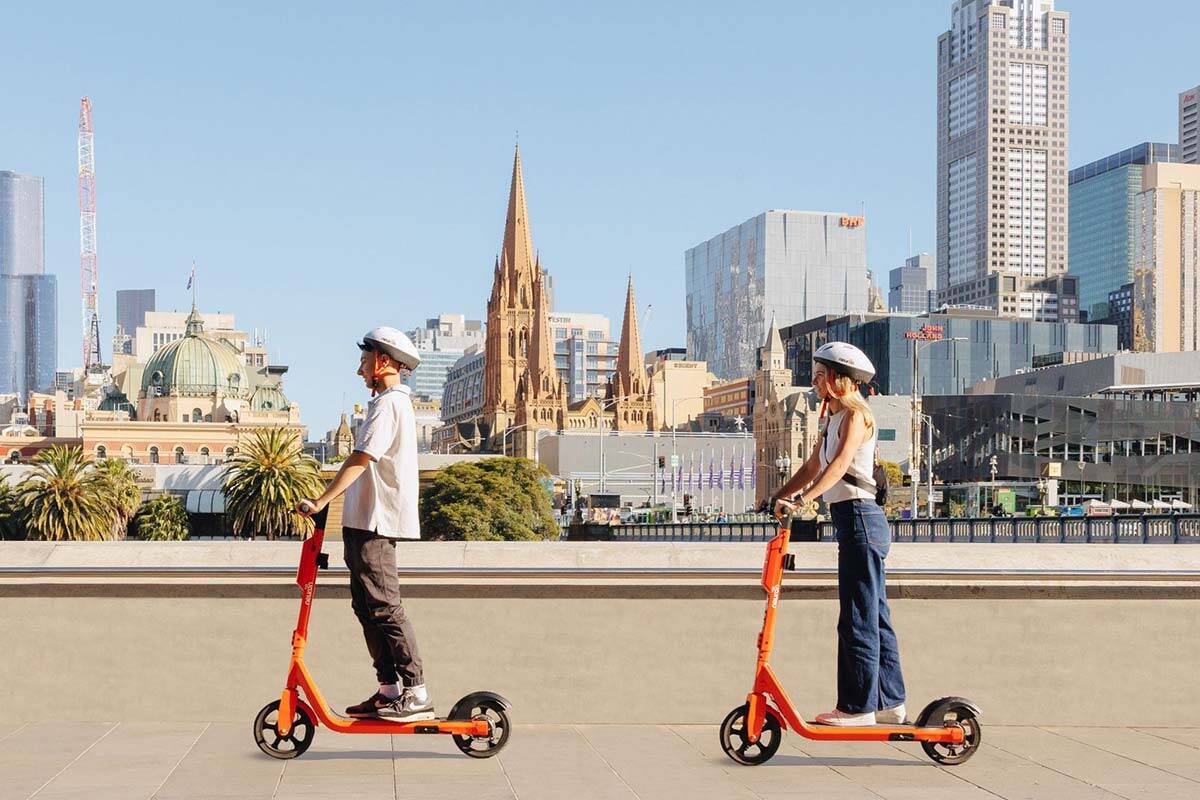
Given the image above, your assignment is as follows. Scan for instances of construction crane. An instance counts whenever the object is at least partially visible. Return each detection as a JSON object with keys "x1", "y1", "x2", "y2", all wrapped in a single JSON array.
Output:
[{"x1": 78, "y1": 97, "x2": 102, "y2": 370}]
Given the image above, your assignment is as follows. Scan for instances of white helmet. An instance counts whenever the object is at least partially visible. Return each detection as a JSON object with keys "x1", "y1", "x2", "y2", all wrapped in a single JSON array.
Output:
[
  {"x1": 813, "y1": 341, "x2": 875, "y2": 384},
  {"x1": 359, "y1": 326, "x2": 421, "y2": 370}
]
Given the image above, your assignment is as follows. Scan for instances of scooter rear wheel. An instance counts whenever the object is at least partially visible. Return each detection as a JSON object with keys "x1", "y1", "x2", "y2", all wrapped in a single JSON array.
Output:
[
  {"x1": 720, "y1": 704, "x2": 782, "y2": 766},
  {"x1": 253, "y1": 699, "x2": 316, "y2": 759},
  {"x1": 919, "y1": 701, "x2": 982, "y2": 766},
  {"x1": 451, "y1": 697, "x2": 511, "y2": 758}
]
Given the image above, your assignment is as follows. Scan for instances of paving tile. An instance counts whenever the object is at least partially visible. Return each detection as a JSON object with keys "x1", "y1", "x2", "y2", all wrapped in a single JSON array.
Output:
[
  {"x1": 152, "y1": 723, "x2": 284, "y2": 799},
  {"x1": 494, "y1": 725, "x2": 630, "y2": 800},
  {"x1": 272, "y1": 727, "x2": 396, "y2": 799},
  {"x1": 1134, "y1": 728, "x2": 1200, "y2": 751},
  {"x1": 988, "y1": 726, "x2": 1197, "y2": 800},
  {"x1": 390, "y1": 733, "x2": 515, "y2": 800},
  {"x1": 576, "y1": 724, "x2": 759, "y2": 800},
  {"x1": 0, "y1": 723, "x2": 116, "y2": 800},
  {"x1": 935, "y1": 741, "x2": 1123, "y2": 800},
  {"x1": 1045, "y1": 727, "x2": 1200, "y2": 783},
  {"x1": 29, "y1": 722, "x2": 206, "y2": 800}
]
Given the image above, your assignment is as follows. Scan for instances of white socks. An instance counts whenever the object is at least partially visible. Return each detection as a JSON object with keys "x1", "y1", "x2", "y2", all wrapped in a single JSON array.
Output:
[
  {"x1": 378, "y1": 683, "x2": 401, "y2": 700},
  {"x1": 409, "y1": 684, "x2": 429, "y2": 703}
]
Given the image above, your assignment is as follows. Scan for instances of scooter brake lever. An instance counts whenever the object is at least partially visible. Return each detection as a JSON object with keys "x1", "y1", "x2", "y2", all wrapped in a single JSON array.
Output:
[{"x1": 316, "y1": 552, "x2": 330, "y2": 570}]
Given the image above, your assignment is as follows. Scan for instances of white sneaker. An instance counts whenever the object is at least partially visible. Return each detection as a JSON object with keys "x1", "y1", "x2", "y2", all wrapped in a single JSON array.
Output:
[
  {"x1": 814, "y1": 708, "x2": 876, "y2": 726},
  {"x1": 875, "y1": 704, "x2": 908, "y2": 725}
]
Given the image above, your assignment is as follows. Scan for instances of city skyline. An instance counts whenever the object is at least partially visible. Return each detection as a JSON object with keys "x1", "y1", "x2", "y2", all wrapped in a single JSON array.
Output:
[{"x1": 0, "y1": 1, "x2": 1194, "y2": 428}]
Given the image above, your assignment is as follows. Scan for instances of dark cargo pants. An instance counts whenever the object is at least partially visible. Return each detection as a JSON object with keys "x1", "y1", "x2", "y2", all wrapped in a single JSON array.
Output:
[{"x1": 342, "y1": 527, "x2": 424, "y2": 687}]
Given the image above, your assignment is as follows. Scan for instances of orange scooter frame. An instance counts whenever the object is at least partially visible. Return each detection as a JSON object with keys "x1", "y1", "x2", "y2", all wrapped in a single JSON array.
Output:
[
  {"x1": 719, "y1": 518, "x2": 981, "y2": 766},
  {"x1": 253, "y1": 508, "x2": 511, "y2": 759}
]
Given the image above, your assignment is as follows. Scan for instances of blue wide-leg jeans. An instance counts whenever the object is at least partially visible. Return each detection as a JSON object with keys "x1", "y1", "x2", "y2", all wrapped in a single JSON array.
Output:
[{"x1": 830, "y1": 499, "x2": 906, "y2": 714}]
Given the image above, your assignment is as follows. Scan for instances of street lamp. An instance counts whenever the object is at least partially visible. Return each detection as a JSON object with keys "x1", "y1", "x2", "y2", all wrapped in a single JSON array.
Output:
[
  {"x1": 534, "y1": 428, "x2": 555, "y2": 467},
  {"x1": 501, "y1": 423, "x2": 530, "y2": 457},
  {"x1": 596, "y1": 396, "x2": 638, "y2": 495},
  {"x1": 907, "y1": 332, "x2": 967, "y2": 519}
]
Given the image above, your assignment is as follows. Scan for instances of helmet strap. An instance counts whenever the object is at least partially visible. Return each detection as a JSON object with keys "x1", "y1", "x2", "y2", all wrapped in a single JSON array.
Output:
[{"x1": 368, "y1": 352, "x2": 400, "y2": 397}]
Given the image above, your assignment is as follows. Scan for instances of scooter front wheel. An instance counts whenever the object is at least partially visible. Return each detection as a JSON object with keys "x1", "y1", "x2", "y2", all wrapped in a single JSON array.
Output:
[
  {"x1": 451, "y1": 697, "x2": 511, "y2": 758},
  {"x1": 917, "y1": 698, "x2": 982, "y2": 766},
  {"x1": 720, "y1": 703, "x2": 782, "y2": 766},
  {"x1": 253, "y1": 699, "x2": 316, "y2": 759}
]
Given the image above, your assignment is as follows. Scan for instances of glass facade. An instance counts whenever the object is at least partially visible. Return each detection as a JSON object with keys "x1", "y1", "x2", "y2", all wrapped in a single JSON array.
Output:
[
  {"x1": 1068, "y1": 143, "x2": 1177, "y2": 319},
  {"x1": 780, "y1": 310, "x2": 1117, "y2": 396},
  {"x1": 0, "y1": 172, "x2": 44, "y2": 276},
  {"x1": 686, "y1": 211, "x2": 869, "y2": 381},
  {"x1": 888, "y1": 254, "x2": 935, "y2": 313},
  {"x1": 0, "y1": 173, "x2": 54, "y2": 398},
  {"x1": 0, "y1": 274, "x2": 57, "y2": 397}
]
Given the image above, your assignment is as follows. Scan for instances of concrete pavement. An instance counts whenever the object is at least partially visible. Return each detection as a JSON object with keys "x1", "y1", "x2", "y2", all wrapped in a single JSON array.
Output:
[{"x1": 3, "y1": 721, "x2": 1199, "y2": 800}]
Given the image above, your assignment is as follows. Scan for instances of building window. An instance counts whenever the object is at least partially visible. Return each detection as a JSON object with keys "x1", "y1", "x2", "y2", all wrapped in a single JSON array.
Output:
[
  {"x1": 174, "y1": 447, "x2": 186, "y2": 464},
  {"x1": 96, "y1": 445, "x2": 107, "y2": 460},
  {"x1": 149, "y1": 446, "x2": 160, "y2": 464},
  {"x1": 192, "y1": 408, "x2": 203, "y2": 422}
]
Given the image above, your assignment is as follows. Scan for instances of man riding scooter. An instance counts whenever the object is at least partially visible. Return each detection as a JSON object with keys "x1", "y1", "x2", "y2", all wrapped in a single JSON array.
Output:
[{"x1": 297, "y1": 327, "x2": 432, "y2": 722}]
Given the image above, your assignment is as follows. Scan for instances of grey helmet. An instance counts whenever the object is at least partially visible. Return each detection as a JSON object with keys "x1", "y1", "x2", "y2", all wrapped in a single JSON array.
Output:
[
  {"x1": 358, "y1": 326, "x2": 421, "y2": 370},
  {"x1": 813, "y1": 341, "x2": 875, "y2": 384}
]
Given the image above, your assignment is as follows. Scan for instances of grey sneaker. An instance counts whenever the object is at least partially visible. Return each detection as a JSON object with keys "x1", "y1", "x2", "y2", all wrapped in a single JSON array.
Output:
[{"x1": 377, "y1": 689, "x2": 435, "y2": 722}]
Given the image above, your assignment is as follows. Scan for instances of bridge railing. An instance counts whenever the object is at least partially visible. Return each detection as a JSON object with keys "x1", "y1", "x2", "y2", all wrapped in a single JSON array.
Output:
[{"x1": 563, "y1": 514, "x2": 1200, "y2": 543}]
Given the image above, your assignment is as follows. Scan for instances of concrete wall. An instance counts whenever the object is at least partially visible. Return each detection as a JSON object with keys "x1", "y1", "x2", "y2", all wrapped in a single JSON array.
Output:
[{"x1": 1, "y1": 542, "x2": 1197, "y2": 726}]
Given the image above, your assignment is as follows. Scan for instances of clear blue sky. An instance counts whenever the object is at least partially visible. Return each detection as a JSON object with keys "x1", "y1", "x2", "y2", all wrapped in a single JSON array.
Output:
[{"x1": 2, "y1": 1, "x2": 1193, "y2": 433}]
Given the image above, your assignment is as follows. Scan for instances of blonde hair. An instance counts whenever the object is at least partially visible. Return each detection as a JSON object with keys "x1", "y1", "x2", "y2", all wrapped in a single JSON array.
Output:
[{"x1": 826, "y1": 373, "x2": 875, "y2": 433}]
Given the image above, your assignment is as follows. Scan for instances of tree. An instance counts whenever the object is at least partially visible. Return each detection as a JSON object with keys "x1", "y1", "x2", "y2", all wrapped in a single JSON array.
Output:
[
  {"x1": 0, "y1": 477, "x2": 24, "y2": 540},
  {"x1": 94, "y1": 457, "x2": 143, "y2": 539},
  {"x1": 421, "y1": 457, "x2": 558, "y2": 541},
  {"x1": 224, "y1": 427, "x2": 324, "y2": 539},
  {"x1": 16, "y1": 446, "x2": 118, "y2": 541},
  {"x1": 134, "y1": 494, "x2": 190, "y2": 541}
]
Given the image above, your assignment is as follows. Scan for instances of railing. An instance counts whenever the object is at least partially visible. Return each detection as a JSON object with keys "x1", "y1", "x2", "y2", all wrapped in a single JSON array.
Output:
[{"x1": 565, "y1": 514, "x2": 1200, "y2": 544}]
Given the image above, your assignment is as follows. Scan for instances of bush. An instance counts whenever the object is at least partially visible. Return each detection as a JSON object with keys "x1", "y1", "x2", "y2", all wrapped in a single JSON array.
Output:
[
  {"x1": 420, "y1": 457, "x2": 558, "y2": 541},
  {"x1": 0, "y1": 478, "x2": 24, "y2": 540},
  {"x1": 134, "y1": 495, "x2": 190, "y2": 541}
]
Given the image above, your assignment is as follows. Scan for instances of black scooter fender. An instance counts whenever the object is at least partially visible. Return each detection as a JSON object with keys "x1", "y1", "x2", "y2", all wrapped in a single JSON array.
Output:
[
  {"x1": 449, "y1": 691, "x2": 513, "y2": 720},
  {"x1": 915, "y1": 696, "x2": 982, "y2": 727}
]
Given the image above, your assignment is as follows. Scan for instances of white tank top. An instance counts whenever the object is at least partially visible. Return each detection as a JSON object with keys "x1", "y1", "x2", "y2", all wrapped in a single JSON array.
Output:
[{"x1": 818, "y1": 409, "x2": 877, "y2": 504}]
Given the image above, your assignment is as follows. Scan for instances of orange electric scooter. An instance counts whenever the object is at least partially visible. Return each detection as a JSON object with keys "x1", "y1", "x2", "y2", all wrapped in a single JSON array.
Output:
[
  {"x1": 253, "y1": 508, "x2": 511, "y2": 759},
  {"x1": 719, "y1": 510, "x2": 981, "y2": 766}
]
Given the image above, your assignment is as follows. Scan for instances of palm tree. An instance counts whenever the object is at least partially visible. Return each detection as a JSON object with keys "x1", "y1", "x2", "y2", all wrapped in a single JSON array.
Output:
[
  {"x1": 17, "y1": 446, "x2": 117, "y2": 541},
  {"x1": 94, "y1": 457, "x2": 143, "y2": 539},
  {"x1": 0, "y1": 477, "x2": 24, "y2": 540},
  {"x1": 224, "y1": 427, "x2": 323, "y2": 540},
  {"x1": 134, "y1": 494, "x2": 190, "y2": 541}
]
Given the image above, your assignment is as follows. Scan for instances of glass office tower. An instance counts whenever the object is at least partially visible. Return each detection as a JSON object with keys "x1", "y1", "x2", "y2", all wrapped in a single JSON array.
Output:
[
  {"x1": 686, "y1": 210, "x2": 869, "y2": 381},
  {"x1": 1068, "y1": 143, "x2": 1177, "y2": 320},
  {"x1": 0, "y1": 172, "x2": 56, "y2": 397}
]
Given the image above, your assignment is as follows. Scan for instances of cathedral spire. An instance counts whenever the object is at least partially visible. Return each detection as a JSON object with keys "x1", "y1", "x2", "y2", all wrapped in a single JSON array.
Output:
[
  {"x1": 615, "y1": 276, "x2": 646, "y2": 396},
  {"x1": 501, "y1": 144, "x2": 535, "y2": 283}
]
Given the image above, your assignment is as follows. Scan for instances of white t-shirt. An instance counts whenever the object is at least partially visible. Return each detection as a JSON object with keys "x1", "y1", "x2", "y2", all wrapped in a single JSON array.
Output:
[{"x1": 342, "y1": 385, "x2": 421, "y2": 539}]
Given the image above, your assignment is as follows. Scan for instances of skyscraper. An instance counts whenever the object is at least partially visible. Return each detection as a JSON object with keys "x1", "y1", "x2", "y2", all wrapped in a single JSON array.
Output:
[
  {"x1": 685, "y1": 210, "x2": 869, "y2": 381},
  {"x1": 1181, "y1": 85, "x2": 1199, "y2": 165},
  {"x1": 1068, "y1": 143, "x2": 1177, "y2": 321},
  {"x1": 0, "y1": 171, "x2": 56, "y2": 397},
  {"x1": 403, "y1": 313, "x2": 484, "y2": 401},
  {"x1": 1132, "y1": 163, "x2": 1200, "y2": 353},
  {"x1": 937, "y1": 1, "x2": 1073, "y2": 322},
  {"x1": 114, "y1": 289, "x2": 156, "y2": 355},
  {"x1": 888, "y1": 254, "x2": 935, "y2": 313}
]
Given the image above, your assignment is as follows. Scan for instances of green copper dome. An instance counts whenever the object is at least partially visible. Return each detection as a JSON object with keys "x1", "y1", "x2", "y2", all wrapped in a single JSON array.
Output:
[
  {"x1": 249, "y1": 383, "x2": 290, "y2": 412},
  {"x1": 140, "y1": 309, "x2": 249, "y2": 398}
]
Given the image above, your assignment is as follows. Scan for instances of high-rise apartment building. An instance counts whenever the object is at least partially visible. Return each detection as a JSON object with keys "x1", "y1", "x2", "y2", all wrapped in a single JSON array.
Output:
[
  {"x1": 403, "y1": 314, "x2": 484, "y2": 401},
  {"x1": 1069, "y1": 143, "x2": 1178, "y2": 321},
  {"x1": 1180, "y1": 85, "x2": 1199, "y2": 165},
  {"x1": 888, "y1": 253, "x2": 936, "y2": 313},
  {"x1": 114, "y1": 289, "x2": 156, "y2": 355},
  {"x1": 686, "y1": 210, "x2": 869, "y2": 381},
  {"x1": 1132, "y1": 163, "x2": 1200, "y2": 353},
  {"x1": 0, "y1": 171, "x2": 56, "y2": 398},
  {"x1": 937, "y1": 1, "x2": 1073, "y2": 321},
  {"x1": 548, "y1": 312, "x2": 616, "y2": 401}
]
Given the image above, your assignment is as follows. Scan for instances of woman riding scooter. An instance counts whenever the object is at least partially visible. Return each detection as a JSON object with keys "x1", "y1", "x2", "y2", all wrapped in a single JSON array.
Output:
[{"x1": 768, "y1": 342, "x2": 907, "y2": 727}]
